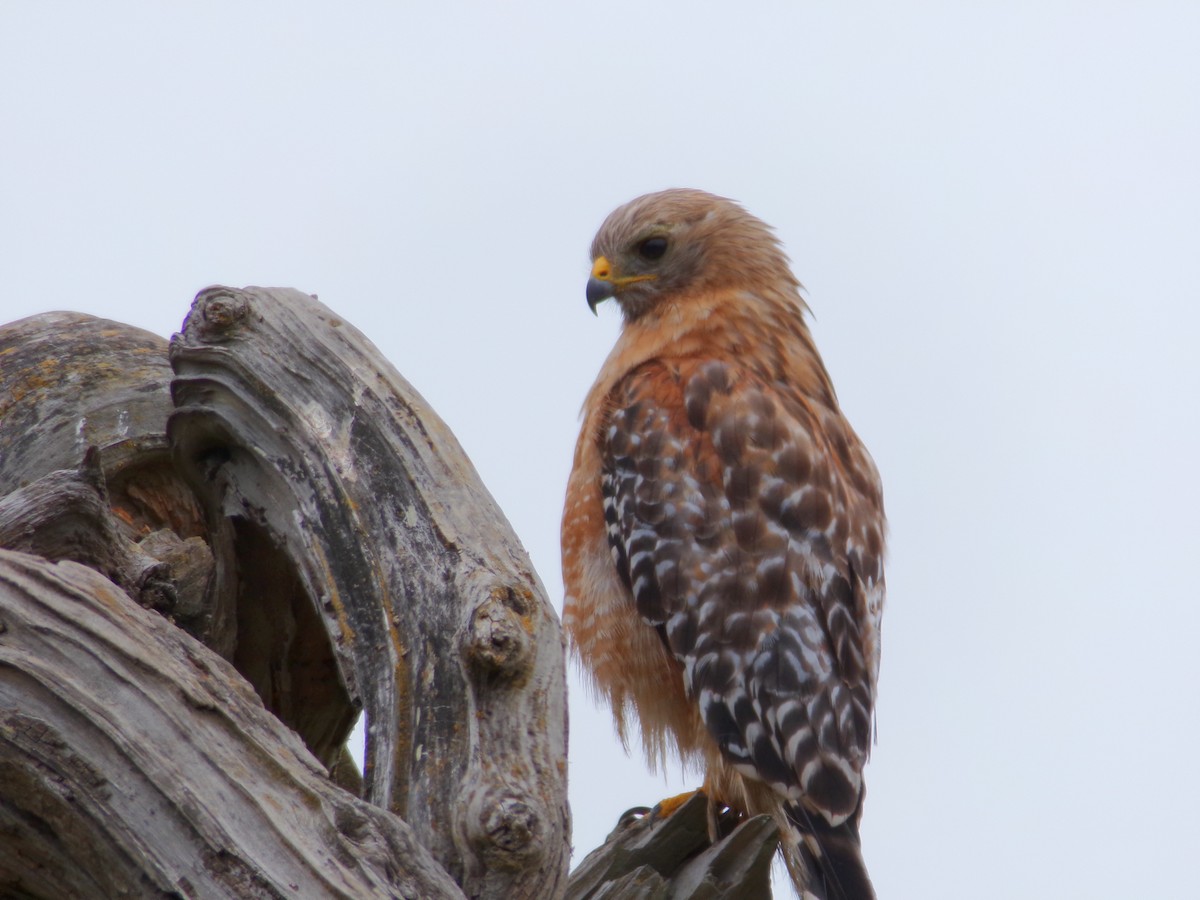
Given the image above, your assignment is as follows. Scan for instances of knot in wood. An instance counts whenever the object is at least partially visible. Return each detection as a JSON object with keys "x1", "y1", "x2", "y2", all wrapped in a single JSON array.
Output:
[
  {"x1": 463, "y1": 588, "x2": 533, "y2": 680},
  {"x1": 194, "y1": 288, "x2": 249, "y2": 338},
  {"x1": 476, "y1": 792, "x2": 543, "y2": 868}
]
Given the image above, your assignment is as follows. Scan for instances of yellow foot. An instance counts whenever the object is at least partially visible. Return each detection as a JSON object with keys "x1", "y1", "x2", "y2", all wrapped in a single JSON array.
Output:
[{"x1": 653, "y1": 788, "x2": 704, "y2": 818}]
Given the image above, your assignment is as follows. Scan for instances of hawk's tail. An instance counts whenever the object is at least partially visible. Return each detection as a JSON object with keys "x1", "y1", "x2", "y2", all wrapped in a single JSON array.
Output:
[{"x1": 782, "y1": 802, "x2": 876, "y2": 900}]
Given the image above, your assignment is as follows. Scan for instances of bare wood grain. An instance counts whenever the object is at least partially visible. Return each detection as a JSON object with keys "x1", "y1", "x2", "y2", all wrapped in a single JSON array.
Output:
[
  {"x1": 0, "y1": 549, "x2": 466, "y2": 899},
  {"x1": 0, "y1": 312, "x2": 230, "y2": 652},
  {"x1": 167, "y1": 286, "x2": 570, "y2": 898}
]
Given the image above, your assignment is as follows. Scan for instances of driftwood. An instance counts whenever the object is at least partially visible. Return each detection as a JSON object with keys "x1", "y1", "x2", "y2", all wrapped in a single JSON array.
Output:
[{"x1": 0, "y1": 288, "x2": 779, "y2": 899}]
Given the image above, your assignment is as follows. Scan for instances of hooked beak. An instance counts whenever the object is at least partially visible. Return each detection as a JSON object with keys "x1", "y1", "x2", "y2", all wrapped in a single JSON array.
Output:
[
  {"x1": 586, "y1": 282, "x2": 615, "y2": 314},
  {"x1": 585, "y1": 255, "x2": 655, "y2": 315}
]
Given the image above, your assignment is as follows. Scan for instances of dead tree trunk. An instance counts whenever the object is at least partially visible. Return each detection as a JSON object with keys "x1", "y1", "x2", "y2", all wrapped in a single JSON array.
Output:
[
  {"x1": 0, "y1": 548, "x2": 464, "y2": 899},
  {"x1": 0, "y1": 289, "x2": 777, "y2": 899}
]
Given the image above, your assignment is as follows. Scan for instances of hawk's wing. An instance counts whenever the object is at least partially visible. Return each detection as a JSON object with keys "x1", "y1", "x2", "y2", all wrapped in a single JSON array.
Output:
[{"x1": 601, "y1": 357, "x2": 885, "y2": 823}]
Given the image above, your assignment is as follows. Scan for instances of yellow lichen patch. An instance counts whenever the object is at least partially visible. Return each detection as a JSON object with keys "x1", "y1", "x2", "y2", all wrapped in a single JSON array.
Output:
[
  {"x1": 309, "y1": 544, "x2": 356, "y2": 646},
  {"x1": 89, "y1": 577, "x2": 130, "y2": 615},
  {"x1": 492, "y1": 583, "x2": 537, "y2": 636}
]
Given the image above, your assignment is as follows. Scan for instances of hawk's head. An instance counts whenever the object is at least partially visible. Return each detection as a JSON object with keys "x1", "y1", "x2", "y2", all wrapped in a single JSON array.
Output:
[{"x1": 586, "y1": 188, "x2": 799, "y2": 321}]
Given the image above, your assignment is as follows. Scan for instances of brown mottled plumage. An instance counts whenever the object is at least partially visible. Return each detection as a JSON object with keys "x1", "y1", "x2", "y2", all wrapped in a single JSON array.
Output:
[{"x1": 562, "y1": 189, "x2": 885, "y2": 899}]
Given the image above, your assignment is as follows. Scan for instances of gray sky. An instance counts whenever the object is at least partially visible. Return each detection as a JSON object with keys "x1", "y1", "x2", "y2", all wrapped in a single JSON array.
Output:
[{"x1": 3, "y1": 3, "x2": 1199, "y2": 896}]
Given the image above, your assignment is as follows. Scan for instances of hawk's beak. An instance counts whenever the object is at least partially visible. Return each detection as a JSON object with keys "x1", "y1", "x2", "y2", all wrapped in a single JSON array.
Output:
[
  {"x1": 586, "y1": 279, "x2": 616, "y2": 314},
  {"x1": 586, "y1": 256, "x2": 618, "y2": 314},
  {"x1": 586, "y1": 255, "x2": 655, "y2": 315}
]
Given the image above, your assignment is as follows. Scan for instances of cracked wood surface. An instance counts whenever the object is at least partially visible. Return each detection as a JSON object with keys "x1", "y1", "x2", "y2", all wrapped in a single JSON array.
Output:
[{"x1": 0, "y1": 549, "x2": 465, "y2": 899}]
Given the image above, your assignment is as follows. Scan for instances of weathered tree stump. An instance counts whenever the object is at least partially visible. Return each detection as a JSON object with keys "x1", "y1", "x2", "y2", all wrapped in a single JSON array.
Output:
[{"x1": 0, "y1": 289, "x2": 779, "y2": 899}]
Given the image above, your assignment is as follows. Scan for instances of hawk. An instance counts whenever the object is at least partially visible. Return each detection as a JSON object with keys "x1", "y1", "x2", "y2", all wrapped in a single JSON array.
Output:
[{"x1": 562, "y1": 189, "x2": 886, "y2": 899}]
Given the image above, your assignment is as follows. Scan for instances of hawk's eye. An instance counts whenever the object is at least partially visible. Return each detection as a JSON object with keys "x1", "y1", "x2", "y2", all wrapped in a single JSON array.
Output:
[{"x1": 637, "y1": 237, "x2": 668, "y2": 261}]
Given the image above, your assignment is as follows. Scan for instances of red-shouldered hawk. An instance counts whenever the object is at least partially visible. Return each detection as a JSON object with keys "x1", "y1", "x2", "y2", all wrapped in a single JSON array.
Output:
[{"x1": 562, "y1": 189, "x2": 885, "y2": 899}]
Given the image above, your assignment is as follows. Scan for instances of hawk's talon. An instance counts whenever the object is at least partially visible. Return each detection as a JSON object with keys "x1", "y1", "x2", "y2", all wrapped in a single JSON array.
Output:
[{"x1": 651, "y1": 789, "x2": 702, "y2": 820}]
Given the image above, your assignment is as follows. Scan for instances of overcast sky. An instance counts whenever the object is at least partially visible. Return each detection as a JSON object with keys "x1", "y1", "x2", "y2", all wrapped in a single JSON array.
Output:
[{"x1": 3, "y1": 3, "x2": 1199, "y2": 897}]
